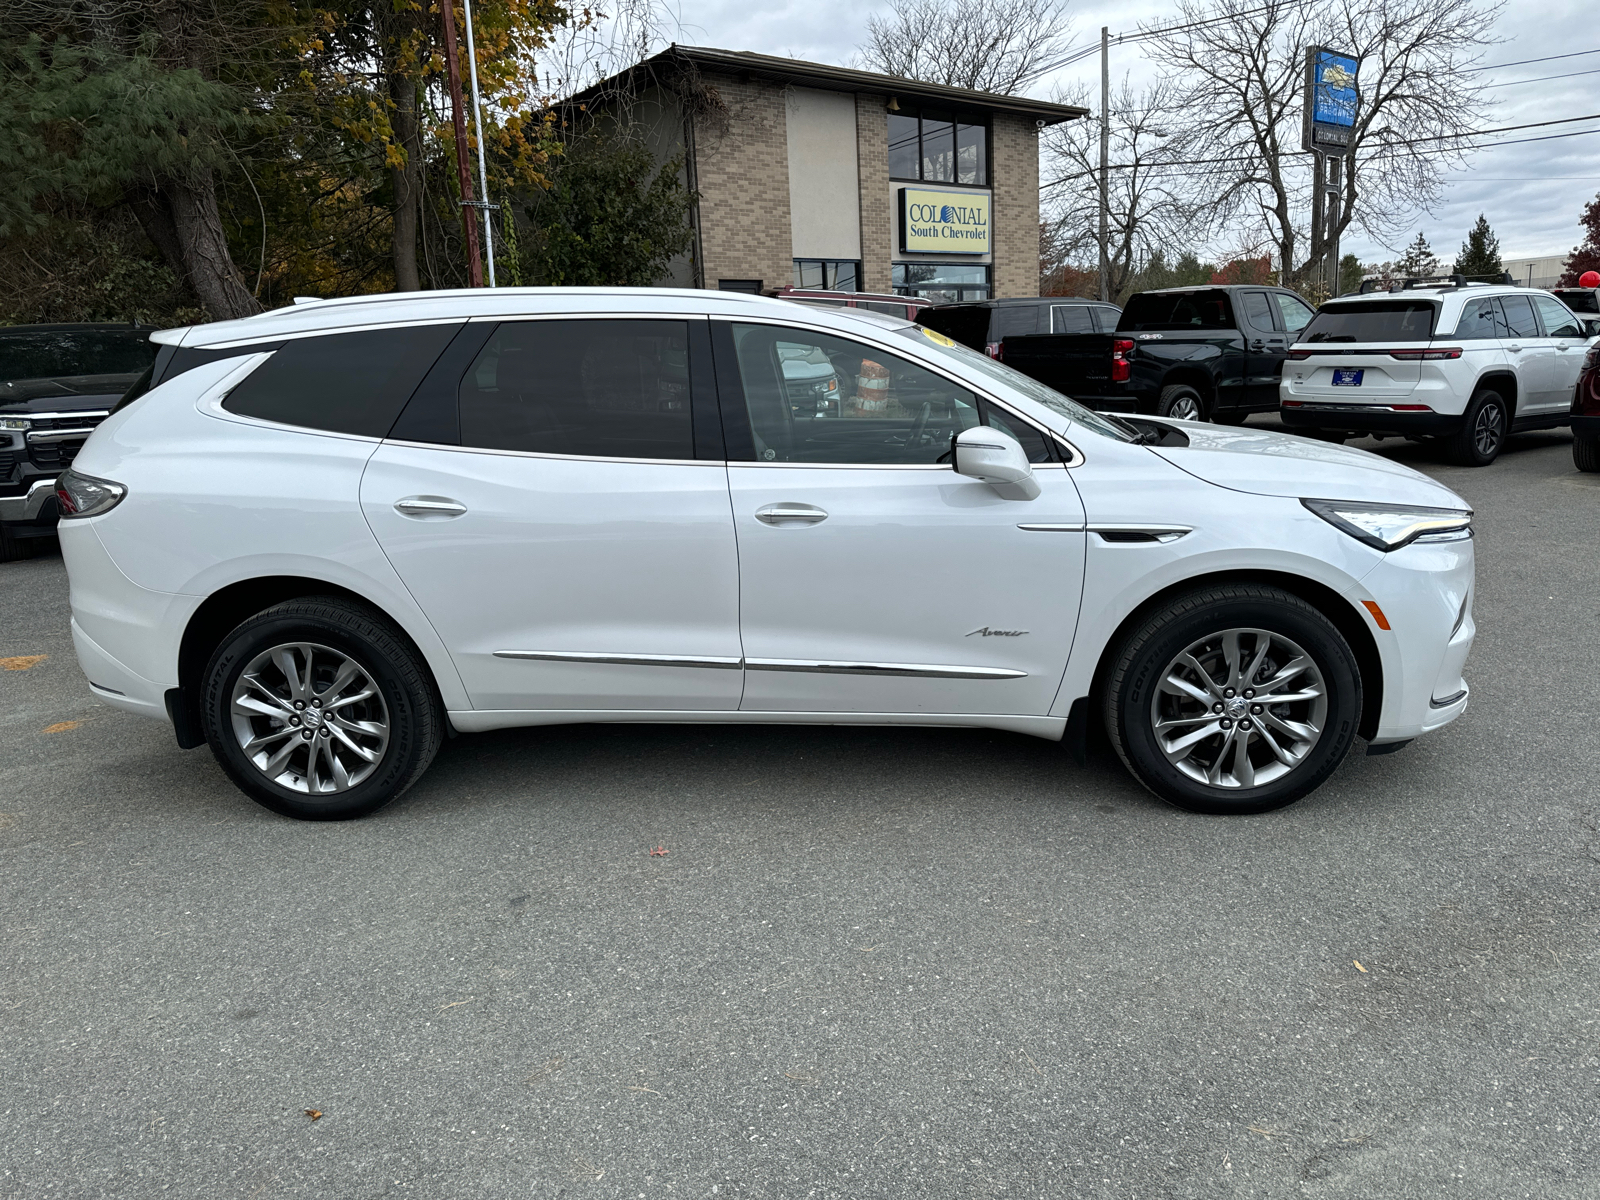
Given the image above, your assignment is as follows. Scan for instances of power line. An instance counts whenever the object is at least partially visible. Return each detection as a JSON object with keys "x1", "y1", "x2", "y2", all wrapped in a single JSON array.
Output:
[
  {"x1": 1460, "y1": 47, "x2": 1600, "y2": 74},
  {"x1": 1040, "y1": 1, "x2": 1291, "y2": 72},
  {"x1": 1482, "y1": 67, "x2": 1600, "y2": 89}
]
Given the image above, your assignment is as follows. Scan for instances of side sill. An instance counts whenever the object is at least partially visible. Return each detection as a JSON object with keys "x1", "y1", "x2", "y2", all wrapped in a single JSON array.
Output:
[{"x1": 448, "y1": 709, "x2": 1068, "y2": 740}]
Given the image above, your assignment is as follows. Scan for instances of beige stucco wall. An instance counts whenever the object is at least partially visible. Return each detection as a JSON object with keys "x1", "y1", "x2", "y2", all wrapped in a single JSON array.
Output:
[{"x1": 785, "y1": 87, "x2": 861, "y2": 262}]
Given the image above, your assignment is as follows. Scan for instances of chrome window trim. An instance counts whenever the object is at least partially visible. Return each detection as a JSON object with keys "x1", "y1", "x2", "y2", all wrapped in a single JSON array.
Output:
[
  {"x1": 727, "y1": 461, "x2": 1067, "y2": 473},
  {"x1": 382, "y1": 438, "x2": 718, "y2": 469}
]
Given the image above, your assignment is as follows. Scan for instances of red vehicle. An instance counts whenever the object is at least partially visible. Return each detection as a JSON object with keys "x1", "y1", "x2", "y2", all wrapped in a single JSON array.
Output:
[
  {"x1": 1573, "y1": 342, "x2": 1600, "y2": 471},
  {"x1": 768, "y1": 287, "x2": 932, "y2": 322}
]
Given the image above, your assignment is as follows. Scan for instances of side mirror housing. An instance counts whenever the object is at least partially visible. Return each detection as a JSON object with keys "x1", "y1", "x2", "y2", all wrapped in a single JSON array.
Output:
[{"x1": 951, "y1": 425, "x2": 1041, "y2": 501}]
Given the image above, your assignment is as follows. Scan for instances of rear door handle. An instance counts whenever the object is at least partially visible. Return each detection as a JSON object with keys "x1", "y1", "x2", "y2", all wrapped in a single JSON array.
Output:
[
  {"x1": 394, "y1": 496, "x2": 467, "y2": 518},
  {"x1": 755, "y1": 503, "x2": 828, "y2": 526}
]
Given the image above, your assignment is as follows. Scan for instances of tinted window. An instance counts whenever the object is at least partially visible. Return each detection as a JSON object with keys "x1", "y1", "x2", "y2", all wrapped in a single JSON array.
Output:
[
  {"x1": 1241, "y1": 291, "x2": 1277, "y2": 331},
  {"x1": 1117, "y1": 291, "x2": 1234, "y2": 331},
  {"x1": 956, "y1": 123, "x2": 987, "y2": 186},
  {"x1": 1274, "y1": 293, "x2": 1315, "y2": 333},
  {"x1": 1532, "y1": 295, "x2": 1583, "y2": 339},
  {"x1": 1555, "y1": 289, "x2": 1599, "y2": 314},
  {"x1": 921, "y1": 113, "x2": 956, "y2": 182},
  {"x1": 1497, "y1": 295, "x2": 1539, "y2": 338},
  {"x1": 1454, "y1": 298, "x2": 1499, "y2": 340},
  {"x1": 1051, "y1": 305, "x2": 1095, "y2": 334},
  {"x1": 888, "y1": 113, "x2": 920, "y2": 179},
  {"x1": 224, "y1": 324, "x2": 458, "y2": 436},
  {"x1": 990, "y1": 305, "x2": 1041, "y2": 339},
  {"x1": 459, "y1": 320, "x2": 691, "y2": 459},
  {"x1": 0, "y1": 330, "x2": 157, "y2": 382},
  {"x1": 1091, "y1": 306, "x2": 1120, "y2": 331},
  {"x1": 1301, "y1": 301, "x2": 1436, "y2": 343}
]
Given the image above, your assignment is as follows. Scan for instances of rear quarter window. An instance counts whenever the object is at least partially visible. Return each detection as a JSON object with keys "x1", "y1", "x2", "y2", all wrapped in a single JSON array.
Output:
[
  {"x1": 223, "y1": 324, "x2": 461, "y2": 437},
  {"x1": 1301, "y1": 301, "x2": 1437, "y2": 343}
]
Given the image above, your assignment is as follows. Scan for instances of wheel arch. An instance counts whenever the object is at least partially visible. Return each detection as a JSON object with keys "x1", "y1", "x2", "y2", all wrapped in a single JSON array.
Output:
[
  {"x1": 1085, "y1": 568, "x2": 1384, "y2": 742},
  {"x1": 1158, "y1": 368, "x2": 1216, "y2": 404},
  {"x1": 175, "y1": 576, "x2": 448, "y2": 743},
  {"x1": 1474, "y1": 370, "x2": 1518, "y2": 418}
]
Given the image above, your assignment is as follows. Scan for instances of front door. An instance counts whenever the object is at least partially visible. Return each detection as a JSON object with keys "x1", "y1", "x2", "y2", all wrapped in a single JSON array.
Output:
[
  {"x1": 1530, "y1": 294, "x2": 1587, "y2": 414},
  {"x1": 714, "y1": 319, "x2": 1086, "y2": 717},
  {"x1": 362, "y1": 317, "x2": 743, "y2": 712}
]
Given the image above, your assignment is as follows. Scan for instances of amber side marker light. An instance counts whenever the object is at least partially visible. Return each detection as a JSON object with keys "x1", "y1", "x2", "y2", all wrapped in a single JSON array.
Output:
[{"x1": 1361, "y1": 600, "x2": 1392, "y2": 630}]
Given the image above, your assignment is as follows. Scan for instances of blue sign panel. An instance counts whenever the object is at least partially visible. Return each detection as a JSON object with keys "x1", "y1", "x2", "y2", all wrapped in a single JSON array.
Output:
[{"x1": 1313, "y1": 51, "x2": 1359, "y2": 128}]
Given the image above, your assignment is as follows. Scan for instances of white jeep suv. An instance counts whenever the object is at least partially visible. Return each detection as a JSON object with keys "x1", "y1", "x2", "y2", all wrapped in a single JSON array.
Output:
[
  {"x1": 58, "y1": 288, "x2": 1476, "y2": 819},
  {"x1": 1280, "y1": 281, "x2": 1590, "y2": 464}
]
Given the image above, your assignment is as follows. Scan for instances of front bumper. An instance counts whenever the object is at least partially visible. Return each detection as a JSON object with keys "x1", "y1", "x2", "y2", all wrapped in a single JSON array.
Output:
[
  {"x1": 1282, "y1": 403, "x2": 1460, "y2": 437},
  {"x1": 0, "y1": 478, "x2": 59, "y2": 524}
]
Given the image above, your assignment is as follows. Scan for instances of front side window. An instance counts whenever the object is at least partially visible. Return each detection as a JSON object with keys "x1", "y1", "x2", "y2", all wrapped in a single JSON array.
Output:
[
  {"x1": 458, "y1": 320, "x2": 692, "y2": 460},
  {"x1": 224, "y1": 324, "x2": 459, "y2": 437},
  {"x1": 887, "y1": 109, "x2": 988, "y2": 186},
  {"x1": 1532, "y1": 294, "x2": 1583, "y2": 339},
  {"x1": 728, "y1": 323, "x2": 1051, "y2": 465}
]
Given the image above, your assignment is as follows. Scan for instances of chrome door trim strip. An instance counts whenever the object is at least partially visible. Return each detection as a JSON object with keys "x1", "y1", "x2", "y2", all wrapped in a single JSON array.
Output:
[
  {"x1": 493, "y1": 651, "x2": 743, "y2": 669},
  {"x1": 744, "y1": 658, "x2": 1027, "y2": 680},
  {"x1": 1018, "y1": 522, "x2": 1087, "y2": 532}
]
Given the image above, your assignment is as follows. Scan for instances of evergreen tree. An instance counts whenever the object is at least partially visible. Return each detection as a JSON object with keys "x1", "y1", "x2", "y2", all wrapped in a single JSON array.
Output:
[
  {"x1": 1453, "y1": 214, "x2": 1503, "y2": 280},
  {"x1": 1338, "y1": 253, "x2": 1364, "y2": 296},
  {"x1": 1397, "y1": 232, "x2": 1438, "y2": 280},
  {"x1": 1557, "y1": 192, "x2": 1600, "y2": 285}
]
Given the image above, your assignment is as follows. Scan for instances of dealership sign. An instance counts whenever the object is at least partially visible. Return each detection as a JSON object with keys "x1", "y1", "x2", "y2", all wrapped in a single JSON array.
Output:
[
  {"x1": 900, "y1": 188, "x2": 990, "y2": 255},
  {"x1": 1301, "y1": 47, "x2": 1360, "y2": 156}
]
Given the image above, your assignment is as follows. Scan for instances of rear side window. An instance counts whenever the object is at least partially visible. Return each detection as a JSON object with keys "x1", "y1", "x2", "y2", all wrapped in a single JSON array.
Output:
[
  {"x1": 1240, "y1": 292, "x2": 1277, "y2": 331},
  {"x1": 459, "y1": 320, "x2": 692, "y2": 460},
  {"x1": 1051, "y1": 305, "x2": 1095, "y2": 334},
  {"x1": 1117, "y1": 291, "x2": 1234, "y2": 331},
  {"x1": 989, "y1": 305, "x2": 1041, "y2": 338},
  {"x1": 1301, "y1": 301, "x2": 1437, "y2": 343},
  {"x1": 1454, "y1": 298, "x2": 1499, "y2": 340},
  {"x1": 1497, "y1": 295, "x2": 1539, "y2": 338},
  {"x1": 224, "y1": 324, "x2": 459, "y2": 436},
  {"x1": 1092, "y1": 306, "x2": 1120, "y2": 331}
]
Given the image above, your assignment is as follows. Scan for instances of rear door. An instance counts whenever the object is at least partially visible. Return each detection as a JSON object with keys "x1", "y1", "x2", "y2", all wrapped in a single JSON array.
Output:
[{"x1": 361, "y1": 317, "x2": 744, "y2": 713}]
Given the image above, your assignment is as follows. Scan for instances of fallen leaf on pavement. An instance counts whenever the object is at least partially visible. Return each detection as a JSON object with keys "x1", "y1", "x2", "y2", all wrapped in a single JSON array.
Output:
[
  {"x1": 303, "y1": 1109, "x2": 322, "y2": 1120},
  {"x1": 43, "y1": 721, "x2": 81, "y2": 734},
  {"x1": 649, "y1": 845, "x2": 668, "y2": 856},
  {"x1": 1353, "y1": 960, "x2": 1367, "y2": 973},
  {"x1": 1, "y1": 655, "x2": 47, "y2": 671}
]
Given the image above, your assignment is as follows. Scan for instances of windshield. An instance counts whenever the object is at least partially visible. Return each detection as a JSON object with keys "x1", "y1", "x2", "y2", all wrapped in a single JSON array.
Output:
[
  {"x1": 1118, "y1": 290, "x2": 1234, "y2": 330},
  {"x1": 0, "y1": 330, "x2": 157, "y2": 382},
  {"x1": 896, "y1": 326, "x2": 1137, "y2": 443},
  {"x1": 1301, "y1": 301, "x2": 1437, "y2": 343}
]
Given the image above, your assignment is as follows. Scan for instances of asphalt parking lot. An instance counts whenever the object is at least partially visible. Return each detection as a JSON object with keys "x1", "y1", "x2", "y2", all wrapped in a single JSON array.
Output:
[{"x1": 3, "y1": 425, "x2": 1598, "y2": 1199}]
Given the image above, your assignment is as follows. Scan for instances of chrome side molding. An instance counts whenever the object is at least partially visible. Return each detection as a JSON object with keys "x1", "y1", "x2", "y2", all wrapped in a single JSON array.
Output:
[
  {"x1": 494, "y1": 651, "x2": 742, "y2": 669},
  {"x1": 494, "y1": 652, "x2": 1026, "y2": 680}
]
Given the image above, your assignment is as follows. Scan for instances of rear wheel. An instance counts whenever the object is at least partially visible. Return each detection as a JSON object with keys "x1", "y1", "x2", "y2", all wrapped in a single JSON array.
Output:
[
  {"x1": 1103, "y1": 585, "x2": 1361, "y2": 814},
  {"x1": 1446, "y1": 389, "x2": 1508, "y2": 466},
  {"x1": 1157, "y1": 385, "x2": 1208, "y2": 422},
  {"x1": 201, "y1": 597, "x2": 444, "y2": 820},
  {"x1": 1574, "y1": 432, "x2": 1600, "y2": 472}
]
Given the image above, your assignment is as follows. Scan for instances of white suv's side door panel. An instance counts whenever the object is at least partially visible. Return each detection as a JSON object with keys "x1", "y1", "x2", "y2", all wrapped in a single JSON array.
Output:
[
  {"x1": 728, "y1": 464, "x2": 1086, "y2": 715},
  {"x1": 362, "y1": 446, "x2": 743, "y2": 711}
]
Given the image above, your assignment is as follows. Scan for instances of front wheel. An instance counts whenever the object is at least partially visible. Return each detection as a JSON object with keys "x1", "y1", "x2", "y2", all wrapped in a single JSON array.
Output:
[
  {"x1": 1575, "y1": 432, "x2": 1600, "y2": 472},
  {"x1": 1103, "y1": 585, "x2": 1361, "y2": 814},
  {"x1": 200, "y1": 597, "x2": 444, "y2": 820}
]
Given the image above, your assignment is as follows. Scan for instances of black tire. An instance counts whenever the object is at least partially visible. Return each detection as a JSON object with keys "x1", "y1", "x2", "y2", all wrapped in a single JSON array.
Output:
[
  {"x1": 1575, "y1": 432, "x2": 1600, "y2": 473},
  {"x1": 1445, "y1": 388, "x2": 1508, "y2": 466},
  {"x1": 0, "y1": 523, "x2": 37, "y2": 563},
  {"x1": 1212, "y1": 410, "x2": 1250, "y2": 426},
  {"x1": 200, "y1": 597, "x2": 444, "y2": 820},
  {"x1": 1157, "y1": 384, "x2": 1209, "y2": 422},
  {"x1": 1102, "y1": 585, "x2": 1362, "y2": 815},
  {"x1": 1304, "y1": 428, "x2": 1348, "y2": 444}
]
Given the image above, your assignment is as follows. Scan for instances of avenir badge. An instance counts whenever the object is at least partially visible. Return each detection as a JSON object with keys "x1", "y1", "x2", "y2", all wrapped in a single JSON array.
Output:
[{"x1": 966, "y1": 627, "x2": 1027, "y2": 637}]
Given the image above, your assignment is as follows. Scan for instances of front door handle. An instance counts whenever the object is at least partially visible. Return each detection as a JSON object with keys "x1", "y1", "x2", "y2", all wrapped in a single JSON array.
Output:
[
  {"x1": 755, "y1": 503, "x2": 828, "y2": 526},
  {"x1": 394, "y1": 496, "x2": 467, "y2": 518},
  {"x1": 1507, "y1": 344, "x2": 1522, "y2": 353}
]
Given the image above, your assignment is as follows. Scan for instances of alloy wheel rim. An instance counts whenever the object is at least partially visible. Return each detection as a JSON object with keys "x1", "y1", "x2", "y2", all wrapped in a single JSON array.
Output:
[
  {"x1": 1474, "y1": 403, "x2": 1504, "y2": 456},
  {"x1": 230, "y1": 642, "x2": 390, "y2": 794},
  {"x1": 1150, "y1": 627, "x2": 1328, "y2": 790},
  {"x1": 1169, "y1": 396, "x2": 1202, "y2": 420}
]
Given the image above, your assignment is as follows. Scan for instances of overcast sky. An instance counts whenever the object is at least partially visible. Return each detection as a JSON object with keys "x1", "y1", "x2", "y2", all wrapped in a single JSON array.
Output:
[{"x1": 659, "y1": 0, "x2": 1599, "y2": 267}]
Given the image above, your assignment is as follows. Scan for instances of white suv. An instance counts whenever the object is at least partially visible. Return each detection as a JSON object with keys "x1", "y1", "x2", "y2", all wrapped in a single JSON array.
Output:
[
  {"x1": 58, "y1": 288, "x2": 1477, "y2": 820},
  {"x1": 1280, "y1": 281, "x2": 1591, "y2": 464}
]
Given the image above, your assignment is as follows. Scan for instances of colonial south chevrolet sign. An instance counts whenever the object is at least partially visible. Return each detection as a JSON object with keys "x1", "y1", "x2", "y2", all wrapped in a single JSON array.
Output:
[{"x1": 900, "y1": 188, "x2": 990, "y2": 255}]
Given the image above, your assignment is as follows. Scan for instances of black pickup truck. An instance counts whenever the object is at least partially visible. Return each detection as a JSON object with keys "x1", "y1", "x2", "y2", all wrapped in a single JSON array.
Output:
[{"x1": 991, "y1": 285, "x2": 1318, "y2": 423}]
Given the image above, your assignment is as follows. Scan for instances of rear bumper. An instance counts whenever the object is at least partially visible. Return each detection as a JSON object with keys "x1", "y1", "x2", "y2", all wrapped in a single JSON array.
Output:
[
  {"x1": 1572, "y1": 414, "x2": 1600, "y2": 435},
  {"x1": 1281, "y1": 403, "x2": 1460, "y2": 436}
]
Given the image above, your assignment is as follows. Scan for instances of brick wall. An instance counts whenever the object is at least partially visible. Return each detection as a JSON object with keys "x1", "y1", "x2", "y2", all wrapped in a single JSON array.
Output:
[
  {"x1": 855, "y1": 94, "x2": 893, "y2": 294},
  {"x1": 990, "y1": 113, "x2": 1041, "y2": 299},
  {"x1": 690, "y1": 74, "x2": 793, "y2": 290}
]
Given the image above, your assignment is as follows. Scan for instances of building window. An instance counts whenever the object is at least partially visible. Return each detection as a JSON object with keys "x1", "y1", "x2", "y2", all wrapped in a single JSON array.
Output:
[
  {"x1": 793, "y1": 260, "x2": 861, "y2": 292},
  {"x1": 888, "y1": 110, "x2": 988, "y2": 186},
  {"x1": 892, "y1": 263, "x2": 991, "y2": 304},
  {"x1": 718, "y1": 279, "x2": 764, "y2": 294}
]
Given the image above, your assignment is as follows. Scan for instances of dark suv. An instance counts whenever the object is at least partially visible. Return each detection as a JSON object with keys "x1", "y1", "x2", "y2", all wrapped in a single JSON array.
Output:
[
  {"x1": 917, "y1": 296, "x2": 1123, "y2": 356},
  {"x1": 1, "y1": 324, "x2": 158, "y2": 560}
]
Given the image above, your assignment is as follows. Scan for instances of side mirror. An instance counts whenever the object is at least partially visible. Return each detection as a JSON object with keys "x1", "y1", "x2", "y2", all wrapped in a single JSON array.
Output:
[{"x1": 951, "y1": 425, "x2": 1041, "y2": 501}]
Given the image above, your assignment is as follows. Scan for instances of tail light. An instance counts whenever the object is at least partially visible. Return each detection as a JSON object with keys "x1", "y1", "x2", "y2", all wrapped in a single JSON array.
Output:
[
  {"x1": 1584, "y1": 345, "x2": 1599, "y2": 369},
  {"x1": 1287, "y1": 350, "x2": 1313, "y2": 360},
  {"x1": 56, "y1": 468, "x2": 127, "y2": 519},
  {"x1": 1389, "y1": 348, "x2": 1462, "y2": 360},
  {"x1": 1111, "y1": 338, "x2": 1134, "y2": 383},
  {"x1": 985, "y1": 341, "x2": 1002, "y2": 360}
]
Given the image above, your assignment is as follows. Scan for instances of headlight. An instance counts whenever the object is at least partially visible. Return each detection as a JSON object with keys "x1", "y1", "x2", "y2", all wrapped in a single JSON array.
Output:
[
  {"x1": 1301, "y1": 498, "x2": 1472, "y2": 551},
  {"x1": 0, "y1": 417, "x2": 31, "y2": 431},
  {"x1": 55, "y1": 468, "x2": 127, "y2": 519}
]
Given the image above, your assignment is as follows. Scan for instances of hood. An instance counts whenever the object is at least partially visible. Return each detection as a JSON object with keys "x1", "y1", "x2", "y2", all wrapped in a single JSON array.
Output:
[
  {"x1": 1150, "y1": 421, "x2": 1469, "y2": 508},
  {"x1": 0, "y1": 373, "x2": 136, "y2": 411}
]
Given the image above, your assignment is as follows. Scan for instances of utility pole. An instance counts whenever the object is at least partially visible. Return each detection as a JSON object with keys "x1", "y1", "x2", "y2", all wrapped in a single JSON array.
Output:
[
  {"x1": 439, "y1": 0, "x2": 483, "y2": 287},
  {"x1": 1324, "y1": 157, "x2": 1342, "y2": 296},
  {"x1": 462, "y1": 0, "x2": 497, "y2": 287},
  {"x1": 1098, "y1": 26, "x2": 1110, "y2": 303}
]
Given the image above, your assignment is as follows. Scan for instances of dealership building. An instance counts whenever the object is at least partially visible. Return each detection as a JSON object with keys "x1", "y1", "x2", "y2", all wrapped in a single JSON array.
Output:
[{"x1": 568, "y1": 47, "x2": 1086, "y2": 303}]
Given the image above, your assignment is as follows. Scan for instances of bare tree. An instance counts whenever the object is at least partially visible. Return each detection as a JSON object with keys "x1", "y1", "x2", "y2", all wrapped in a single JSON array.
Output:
[
  {"x1": 1145, "y1": 0, "x2": 1501, "y2": 288},
  {"x1": 859, "y1": 0, "x2": 1073, "y2": 95},
  {"x1": 1040, "y1": 78, "x2": 1197, "y2": 299}
]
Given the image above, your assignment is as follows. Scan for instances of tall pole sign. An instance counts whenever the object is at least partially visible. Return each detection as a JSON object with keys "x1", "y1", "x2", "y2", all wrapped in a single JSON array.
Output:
[{"x1": 1302, "y1": 47, "x2": 1359, "y2": 296}]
